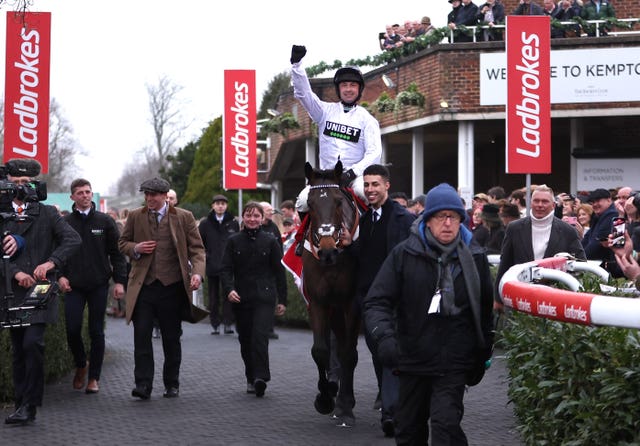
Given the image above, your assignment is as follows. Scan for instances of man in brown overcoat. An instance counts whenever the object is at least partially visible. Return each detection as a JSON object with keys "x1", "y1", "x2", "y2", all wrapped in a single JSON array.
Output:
[{"x1": 118, "y1": 177, "x2": 206, "y2": 400}]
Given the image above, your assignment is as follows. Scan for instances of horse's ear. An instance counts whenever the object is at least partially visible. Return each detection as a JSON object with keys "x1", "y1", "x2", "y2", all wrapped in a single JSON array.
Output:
[
  {"x1": 335, "y1": 160, "x2": 343, "y2": 177},
  {"x1": 305, "y1": 162, "x2": 314, "y2": 180}
]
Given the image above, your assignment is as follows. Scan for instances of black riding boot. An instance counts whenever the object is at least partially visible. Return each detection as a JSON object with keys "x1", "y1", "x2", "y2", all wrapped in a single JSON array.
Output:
[{"x1": 295, "y1": 211, "x2": 308, "y2": 256}]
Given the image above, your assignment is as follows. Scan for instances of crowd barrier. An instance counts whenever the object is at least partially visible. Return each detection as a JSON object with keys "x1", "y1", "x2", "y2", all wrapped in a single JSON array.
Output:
[{"x1": 498, "y1": 254, "x2": 640, "y2": 329}]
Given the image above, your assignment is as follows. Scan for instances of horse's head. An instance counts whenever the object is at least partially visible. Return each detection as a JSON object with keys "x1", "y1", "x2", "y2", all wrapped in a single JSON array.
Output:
[{"x1": 305, "y1": 161, "x2": 352, "y2": 266}]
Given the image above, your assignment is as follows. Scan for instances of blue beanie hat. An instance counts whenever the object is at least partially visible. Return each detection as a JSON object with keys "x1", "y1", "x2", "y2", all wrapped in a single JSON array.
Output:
[{"x1": 423, "y1": 183, "x2": 466, "y2": 221}]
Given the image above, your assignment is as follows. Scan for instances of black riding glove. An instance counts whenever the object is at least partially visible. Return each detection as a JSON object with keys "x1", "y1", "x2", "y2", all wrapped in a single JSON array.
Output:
[
  {"x1": 291, "y1": 45, "x2": 307, "y2": 64},
  {"x1": 340, "y1": 169, "x2": 357, "y2": 188},
  {"x1": 377, "y1": 337, "x2": 398, "y2": 369}
]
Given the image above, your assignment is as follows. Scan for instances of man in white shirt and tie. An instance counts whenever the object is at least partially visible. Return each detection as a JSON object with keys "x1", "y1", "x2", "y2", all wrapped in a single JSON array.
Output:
[{"x1": 340, "y1": 164, "x2": 416, "y2": 437}]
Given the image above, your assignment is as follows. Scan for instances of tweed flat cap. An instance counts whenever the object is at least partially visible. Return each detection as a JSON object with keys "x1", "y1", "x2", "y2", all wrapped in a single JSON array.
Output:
[
  {"x1": 139, "y1": 177, "x2": 170, "y2": 193},
  {"x1": 211, "y1": 194, "x2": 228, "y2": 203}
]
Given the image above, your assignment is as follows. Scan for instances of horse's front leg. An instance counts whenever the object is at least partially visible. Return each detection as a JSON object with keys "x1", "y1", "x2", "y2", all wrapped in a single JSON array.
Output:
[
  {"x1": 332, "y1": 302, "x2": 360, "y2": 427},
  {"x1": 308, "y1": 301, "x2": 334, "y2": 415}
]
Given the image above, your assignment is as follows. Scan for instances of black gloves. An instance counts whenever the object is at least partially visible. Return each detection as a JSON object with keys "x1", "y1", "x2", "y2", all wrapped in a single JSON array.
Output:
[
  {"x1": 466, "y1": 348, "x2": 492, "y2": 386},
  {"x1": 291, "y1": 45, "x2": 307, "y2": 64},
  {"x1": 377, "y1": 337, "x2": 398, "y2": 369},
  {"x1": 340, "y1": 169, "x2": 357, "y2": 188}
]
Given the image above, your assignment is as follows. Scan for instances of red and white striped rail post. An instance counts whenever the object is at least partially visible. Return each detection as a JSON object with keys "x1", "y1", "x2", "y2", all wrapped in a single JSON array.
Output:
[{"x1": 498, "y1": 255, "x2": 640, "y2": 329}]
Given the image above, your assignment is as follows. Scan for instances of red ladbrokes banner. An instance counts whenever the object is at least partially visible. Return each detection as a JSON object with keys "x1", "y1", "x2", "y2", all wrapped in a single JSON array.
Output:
[
  {"x1": 223, "y1": 70, "x2": 257, "y2": 190},
  {"x1": 506, "y1": 15, "x2": 551, "y2": 174},
  {"x1": 4, "y1": 12, "x2": 51, "y2": 173}
]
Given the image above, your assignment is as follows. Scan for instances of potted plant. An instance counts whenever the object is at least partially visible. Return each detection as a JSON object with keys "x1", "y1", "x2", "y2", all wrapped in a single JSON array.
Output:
[
  {"x1": 395, "y1": 82, "x2": 425, "y2": 108},
  {"x1": 261, "y1": 112, "x2": 300, "y2": 137},
  {"x1": 373, "y1": 92, "x2": 396, "y2": 113}
]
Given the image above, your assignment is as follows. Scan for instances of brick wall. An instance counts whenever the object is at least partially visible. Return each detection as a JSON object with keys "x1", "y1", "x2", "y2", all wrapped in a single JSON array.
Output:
[{"x1": 274, "y1": 36, "x2": 640, "y2": 137}]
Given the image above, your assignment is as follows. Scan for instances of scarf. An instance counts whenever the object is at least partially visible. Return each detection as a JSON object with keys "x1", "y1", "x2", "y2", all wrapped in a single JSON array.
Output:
[{"x1": 424, "y1": 227, "x2": 480, "y2": 317}]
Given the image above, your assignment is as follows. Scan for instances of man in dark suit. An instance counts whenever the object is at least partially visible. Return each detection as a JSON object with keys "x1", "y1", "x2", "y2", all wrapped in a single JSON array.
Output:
[
  {"x1": 495, "y1": 185, "x2": 586, "y2": 309},
  {"x1": 448, "y1": 0, "x2": 479, "y2": 42},
  {"x1": 199, "y1": 194, "x2": 239, "y2": 335},
  {"x1": 582, "y1": 188, "x2": 620, "y2": 276},
  {"x1": 342, "y1": 164, "x2": 416, "y2": 437},
  {"x1": 118, "y1": 177, "x2": 206, "y2": 400},
  {"x1": 3, "y1": 160, "x2": 81, "y2": 425}
]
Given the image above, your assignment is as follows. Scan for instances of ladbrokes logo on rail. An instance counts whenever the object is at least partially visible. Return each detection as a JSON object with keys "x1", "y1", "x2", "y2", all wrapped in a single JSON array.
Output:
[{"x1": 323, "y1": 121, "x2": 361, "y2": 143}]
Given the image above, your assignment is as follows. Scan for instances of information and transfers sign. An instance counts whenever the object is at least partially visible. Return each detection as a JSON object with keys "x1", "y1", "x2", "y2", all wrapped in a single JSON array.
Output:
[
  {"x1": 223, "y1": 70, "x2": 257, "y2": 190},
  {"x1": 4, "y1": 12, "x2": 51, "y2": 172},
  {"x1": 506, "y1": 15, "x2": 551, "y2": 174}
]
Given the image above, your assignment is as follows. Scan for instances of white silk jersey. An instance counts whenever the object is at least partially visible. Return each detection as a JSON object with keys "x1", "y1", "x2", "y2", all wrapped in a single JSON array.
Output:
[{"x1": 291, "y1": 63, "x2": 382, "y2": 176}]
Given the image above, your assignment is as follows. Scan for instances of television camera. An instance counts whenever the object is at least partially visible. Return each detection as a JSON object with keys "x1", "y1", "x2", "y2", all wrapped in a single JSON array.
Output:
[
  {"x1": 0, "y1": 158, "x2": 52, "y2": 328},
  {"x1": 0, "y1": 159, "x2": 47, "y2": 213}
]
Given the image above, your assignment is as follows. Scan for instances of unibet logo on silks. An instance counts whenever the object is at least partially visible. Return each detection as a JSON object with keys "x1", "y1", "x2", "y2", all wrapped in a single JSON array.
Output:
[{"x1": 323, "y1": 121, "x2": 361, "y2": 142}]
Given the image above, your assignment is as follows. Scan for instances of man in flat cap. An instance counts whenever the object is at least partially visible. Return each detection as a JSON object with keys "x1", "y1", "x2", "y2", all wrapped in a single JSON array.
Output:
[
  {"x1": 118, "y1": 177, "x2": 206, "y2": 400},
  {"x1": 198, "y1": 193, "x2": 239, "y2": 335},
  {"x1": 581, "y1": 188, "x2": 619, "y2": 274}
]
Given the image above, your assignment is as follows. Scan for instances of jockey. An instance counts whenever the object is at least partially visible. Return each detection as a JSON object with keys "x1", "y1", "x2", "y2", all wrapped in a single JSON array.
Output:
[{"x1": 290, "y1": 44, "x2": 382, "y2": 255}]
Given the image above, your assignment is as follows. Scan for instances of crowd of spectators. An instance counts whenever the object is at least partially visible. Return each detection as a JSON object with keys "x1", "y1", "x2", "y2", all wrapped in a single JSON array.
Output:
[
  {"x1": 378, "y1": 0, "x2": 624, "y2": 48},
  {"x1": 466, "y1": 183, "x2": 640, "y2": 285}
]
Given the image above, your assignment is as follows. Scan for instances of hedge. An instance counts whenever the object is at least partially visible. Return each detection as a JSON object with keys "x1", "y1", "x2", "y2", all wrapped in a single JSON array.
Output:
[
  {"x1": 501, "y1": 277, "x2": 640, "y2": 445},
  {"x1": 0, "y1": 299, "x2": 78, "y2": 403}
]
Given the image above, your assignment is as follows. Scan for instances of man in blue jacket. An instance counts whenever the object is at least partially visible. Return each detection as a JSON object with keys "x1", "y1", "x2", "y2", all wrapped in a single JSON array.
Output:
[{"x1": 364, "y1": 183, "x2": 494, "y2": 444}]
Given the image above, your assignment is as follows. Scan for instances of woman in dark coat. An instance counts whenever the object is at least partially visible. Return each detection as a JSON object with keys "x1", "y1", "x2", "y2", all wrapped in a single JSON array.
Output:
[{"x1": 220, "y1": 202, "x2": 287, "y2": 398}]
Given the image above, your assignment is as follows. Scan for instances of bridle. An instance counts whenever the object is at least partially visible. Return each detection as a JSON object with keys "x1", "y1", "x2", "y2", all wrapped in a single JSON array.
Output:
[{"x1": 306, "y1": 183, "x2": 359, "y2": 260}]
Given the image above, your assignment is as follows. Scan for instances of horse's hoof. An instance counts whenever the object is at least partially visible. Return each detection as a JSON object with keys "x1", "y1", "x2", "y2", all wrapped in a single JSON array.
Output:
[
  {"x1": 314, "y1": 393, "x2": 335, "y2": 415},
  {"x1": 333, "y1": 406, "x2": 356, "y2": 427},
  {"x1": 328, "y1": 380, "x2": 339, "y2": 398},
  {"x1": 336, "y1": 418, "x2": 355, "y2": 428}
]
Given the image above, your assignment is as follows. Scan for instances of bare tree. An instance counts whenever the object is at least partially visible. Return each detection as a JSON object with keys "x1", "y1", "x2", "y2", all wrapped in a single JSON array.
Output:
[
  {"x1": 145, "y1": 75, "x2": 188, "y2": 171},
  {"x1": 113, "y1": 75, "x2": 189, "y2": 196},
  {"x1": 0, "y1": 1, "x2": 31, "y2": 15},
  {"x1": 115, "y1": 153, "x2": 158, "y2": 197},
  {"x1": 1, "y1": 97, "x2": 82, "y2": 191},
  {"x1": 41, "y1": 98, "x2": 84, "y2": 191}
]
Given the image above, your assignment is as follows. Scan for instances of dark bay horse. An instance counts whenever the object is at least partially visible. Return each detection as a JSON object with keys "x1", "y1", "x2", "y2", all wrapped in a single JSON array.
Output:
[{"x1": 302, "y1": 160, "x2": 361, "y2": 427}]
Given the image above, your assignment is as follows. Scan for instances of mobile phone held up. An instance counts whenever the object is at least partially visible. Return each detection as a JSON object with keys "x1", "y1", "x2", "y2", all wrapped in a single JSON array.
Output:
[{"x1": 611, "y1": 217, "x2": 626, "y2": 248}]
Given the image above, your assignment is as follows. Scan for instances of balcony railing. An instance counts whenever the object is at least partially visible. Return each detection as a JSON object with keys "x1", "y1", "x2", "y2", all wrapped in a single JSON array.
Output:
[{"x1": 448, "y1": 18, "x2": 640, "y2": 42}]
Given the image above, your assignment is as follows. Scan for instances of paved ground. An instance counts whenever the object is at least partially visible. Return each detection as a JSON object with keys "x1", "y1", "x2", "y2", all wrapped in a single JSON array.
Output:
[{"x1": 2, "y1": 317, "x2": 523, "y2": 445}]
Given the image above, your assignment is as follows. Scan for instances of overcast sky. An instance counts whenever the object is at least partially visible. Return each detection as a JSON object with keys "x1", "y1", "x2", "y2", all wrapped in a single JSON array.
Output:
[{"x1": 1, "y1": 1, "x2": 452, "y2": 194}]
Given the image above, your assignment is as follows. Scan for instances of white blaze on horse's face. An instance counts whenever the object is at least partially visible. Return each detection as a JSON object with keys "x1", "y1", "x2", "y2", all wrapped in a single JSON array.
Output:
[{"x1": 317, "y1": 223, "x2": 336, "y2": 238}]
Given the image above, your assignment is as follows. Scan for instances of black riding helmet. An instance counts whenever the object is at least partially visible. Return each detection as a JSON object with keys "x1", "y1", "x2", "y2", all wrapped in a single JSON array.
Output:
[{"x1": 333, "y1": 66, "x2": 364, "y2": 105}]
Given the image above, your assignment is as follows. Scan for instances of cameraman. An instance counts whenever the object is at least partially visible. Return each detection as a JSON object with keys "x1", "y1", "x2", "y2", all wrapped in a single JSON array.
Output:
[{"x1": 2, "y1": 159, "x2": 81, "y2": 425}]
